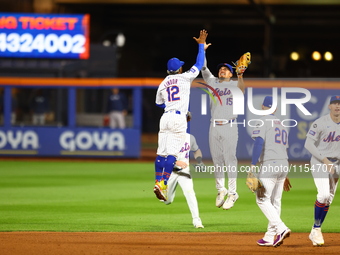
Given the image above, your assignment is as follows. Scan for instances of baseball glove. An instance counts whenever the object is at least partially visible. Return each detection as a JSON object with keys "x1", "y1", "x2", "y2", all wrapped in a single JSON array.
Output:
[
  {"x1": 246, "y1": 172, "x2": 263, "y2": 193},
  {"x1": 233, "y1": 52, "x2": 251, "y2": 75},
  {"x1": 186, "y1": 111, "x2": 192, "y2": 122},
  {"x1": 283, "y1": 177, "x2": 292, "y2": 192}
]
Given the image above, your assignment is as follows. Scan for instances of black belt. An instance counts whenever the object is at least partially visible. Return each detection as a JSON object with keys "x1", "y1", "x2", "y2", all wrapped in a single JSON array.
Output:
[
  {"x1": 327, "y1": 157, "x2": 339, "y2": 163},
  {"x1": 215, "y1": 119, "x2": 236, "y2": 125},
  {"x1": 173, "y1": 169, "x2": 191, "y2": 179}
]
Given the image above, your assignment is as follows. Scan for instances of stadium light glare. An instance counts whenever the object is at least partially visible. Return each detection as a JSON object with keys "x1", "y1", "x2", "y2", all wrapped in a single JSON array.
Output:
[
  {"x1": 103, "y1": 40, "x2": 111, "y2": 47},
  {"x1": 116, "y1": 33, "x2": 126, "y2": 47},
  {"x1": 312, "y1": 51, "x2": 321, "y2": 61},
  {"x1": 290, "y1": 52, "x2": 299, "y2": 61},
  {"x1": 324, "y1": 51, "x2": 333, "y2": 61}
]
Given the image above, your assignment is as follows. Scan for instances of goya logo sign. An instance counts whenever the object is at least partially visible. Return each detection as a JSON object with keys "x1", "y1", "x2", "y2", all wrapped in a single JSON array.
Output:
[
  {"x1": 0, "y1": 130, "x2": 39, "y2": 149},
  {"x1": 0, "y1": 13, "x2": 89, "y2": 59},
  {"x1": 59, "y1": 131, "x2": 125, "y2": 151}
]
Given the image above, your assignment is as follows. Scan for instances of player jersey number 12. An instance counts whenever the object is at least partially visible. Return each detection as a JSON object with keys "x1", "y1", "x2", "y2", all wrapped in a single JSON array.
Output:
[{"x1": 167, "y1": 86, "x2": 180, "y2": 101}]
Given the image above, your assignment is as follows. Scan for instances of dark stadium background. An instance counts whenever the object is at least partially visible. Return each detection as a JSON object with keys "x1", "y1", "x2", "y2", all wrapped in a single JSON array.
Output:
[{"x1": 1, "y1": 0, "x2": 339, "y2": 133}]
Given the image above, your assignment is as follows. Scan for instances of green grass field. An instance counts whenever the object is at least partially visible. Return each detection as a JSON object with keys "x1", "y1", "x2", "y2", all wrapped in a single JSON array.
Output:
[{"x1": 0, "y1": 160, "x2": 339, "y2": 233}]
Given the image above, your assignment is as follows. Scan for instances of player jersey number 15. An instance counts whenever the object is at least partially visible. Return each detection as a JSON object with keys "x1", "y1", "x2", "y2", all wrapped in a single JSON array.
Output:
[
  {"x1": 167, "y1": 86, "x2": 180, "y2": 102},
  {"x1": 226, "y1": 98, "x2": 233, "y2": 105}
]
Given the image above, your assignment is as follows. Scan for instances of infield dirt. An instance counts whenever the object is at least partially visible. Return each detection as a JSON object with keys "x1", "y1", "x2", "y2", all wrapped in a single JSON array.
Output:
[{"x1": 1, "y1": 232, "x2": 340, "y2": 255}]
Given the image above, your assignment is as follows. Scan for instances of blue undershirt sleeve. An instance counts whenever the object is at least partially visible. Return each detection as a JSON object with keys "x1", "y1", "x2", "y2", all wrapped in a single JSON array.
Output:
[
  {"x1": 251, "y1": 137, "x2": 264, "y2": 165},
  {"x1": 193, "y1": 44, "x2": 205, "y2": 71},
  {"x1": 156, "y1": 103, "x2": 165, "y2": 109}
]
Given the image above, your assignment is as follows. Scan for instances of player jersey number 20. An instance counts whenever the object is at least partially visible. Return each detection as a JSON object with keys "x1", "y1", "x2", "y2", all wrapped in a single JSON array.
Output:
[
  {"x1": 166, "y1": 86, "x2": 180, "y2": 102},
  {"x1": 275, "y1": 127, "x2": 288, "y2": 145}
]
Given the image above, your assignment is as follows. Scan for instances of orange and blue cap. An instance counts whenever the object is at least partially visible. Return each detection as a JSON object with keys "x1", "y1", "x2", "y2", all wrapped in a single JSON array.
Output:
[
  {"x1": 263, "y1": 96, "x2": 273, "y2": 108},
  {"x1": 217, "y1": 63, "x2": 234, "y2": 74},
  {"x1": 330, "y1": 95, "x2": 340, "y2": 104}
]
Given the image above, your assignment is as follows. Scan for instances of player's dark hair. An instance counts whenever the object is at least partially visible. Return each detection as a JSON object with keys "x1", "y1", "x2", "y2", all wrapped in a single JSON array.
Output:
[{"x1": 167, "y1": 70, "x2": 180, "y2": 75}]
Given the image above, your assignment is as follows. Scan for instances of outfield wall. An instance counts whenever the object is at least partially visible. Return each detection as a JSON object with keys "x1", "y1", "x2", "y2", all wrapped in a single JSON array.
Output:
[
  {"x1": 0, "y1": 77, "x2": 146, "y2": 158},
  {"x1": 0, "y1": 77, "x2": 339, "y2": 159}
]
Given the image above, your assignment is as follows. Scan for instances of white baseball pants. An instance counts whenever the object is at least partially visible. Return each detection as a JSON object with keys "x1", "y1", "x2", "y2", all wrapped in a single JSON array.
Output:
[
  {"x1": 157, "y1": 111, "x2": 187, "y2": 157},
  {"x1": 164, "y1": 170, "x2": 200, "y2": 221},
  {"x1": 310, "y1": 156, "x2": 339, "y2": 205},
  {"x1": 256, "y1": 159, "x2": 289, "y2": 240},
  {"x1": 209, "y1": 122, "x2": 238, "y2": 193}
]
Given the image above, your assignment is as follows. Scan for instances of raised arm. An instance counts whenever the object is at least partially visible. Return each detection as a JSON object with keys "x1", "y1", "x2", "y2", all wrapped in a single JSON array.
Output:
[
  {"x1": 235, "y1": 52, "x2": 251, "y2": 94},
  {"x1": 237, "y1": 74, "x2": 246, "y2": 94},
  {"x1": 201, "y1": 56, "x2": 215, "y2": 81},
  {"x1": 201, "y1": 41, "x2": 214, "y2": 81},
  {"x1": 192, "y1": 29, "x2": 209, "y2": 70}
]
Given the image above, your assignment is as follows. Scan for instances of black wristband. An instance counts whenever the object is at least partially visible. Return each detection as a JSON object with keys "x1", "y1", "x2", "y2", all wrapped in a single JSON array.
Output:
[{"x1": 196, "y1": 156, "x2": 202, "y2": 164}]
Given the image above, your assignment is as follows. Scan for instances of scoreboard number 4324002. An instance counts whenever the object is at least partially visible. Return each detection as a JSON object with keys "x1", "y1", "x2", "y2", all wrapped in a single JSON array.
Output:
[
  {"x1": 0, "y1": 13, "x2": 90, "y2": 59},
  {"x1": 0, "y1": 33, "x2": 86, "y2": 55}
]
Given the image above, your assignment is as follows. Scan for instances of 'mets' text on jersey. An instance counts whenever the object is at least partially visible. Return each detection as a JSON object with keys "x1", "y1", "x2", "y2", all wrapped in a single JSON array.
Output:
[
  {"x1": 177, "y1": 134, "x2": 199, "y2": 168},
  {"x1": 209, "y1": 81, "x2": 238, "y2": 121},
  {"x1": 306, "y1": 114, "x2": 340, "y2": 159},
  {"x1": 179, "y1": 141, "x2": 190, "y2": 159},
  {"x1": 201, "y1": 65, "x2": 239, "y2": 121},
  {"x1": 251, "y1": 115, "x2": 289, "y2": 162}
]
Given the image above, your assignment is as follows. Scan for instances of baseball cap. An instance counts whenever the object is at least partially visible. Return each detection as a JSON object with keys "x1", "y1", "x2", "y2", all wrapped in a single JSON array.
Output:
[
  {"x1": 167, "y1": 57, "x2": 184, "y2": 72},
  {"x1": 217, "y1": 63, "x2": 234, "y2": 74},
  {"x1": 263, "y1": 96, "x2": 273, "y2": 108},
  {"x1": 330, "y1": 95, "x2": 340, "y2": 104}
]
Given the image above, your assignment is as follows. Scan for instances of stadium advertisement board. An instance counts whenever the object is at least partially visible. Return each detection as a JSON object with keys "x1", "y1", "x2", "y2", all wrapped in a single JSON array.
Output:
[
  {"x1": 0, "y1": 127, "x2": 140, "y2": 157},
  {"x1": 0, "y1": 13, "x2": 89, "y2": 59}
]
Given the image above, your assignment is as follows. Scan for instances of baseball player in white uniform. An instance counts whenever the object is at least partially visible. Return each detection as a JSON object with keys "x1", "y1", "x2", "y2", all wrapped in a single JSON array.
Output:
[
  {"x1": 164, "y1": 112, "x2": 205, "y2": 228},
  {"x1": 201, "y1": 44, "x2": 246, "y2": 210},
  {"x1": 250, "y1": 96, "x2": 291, "y2": 247},
  {"x1": 304, "y1": 95, "x2": 340, "y2": 246},
  {"x1": 153, "y1": 30, "x2": 208, "y2": 202}
]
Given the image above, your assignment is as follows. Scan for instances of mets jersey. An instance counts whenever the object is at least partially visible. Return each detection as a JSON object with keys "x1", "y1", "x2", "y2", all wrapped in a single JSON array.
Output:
[
  {"x1": 201, "y1": 66, "x2": 239, "y2": 121},
  {"x1": 306, "y1": 114, "x2": 340, "y2": 159},
  {"x1": 156, "y1": 66, "x2": 200, "y2": 114},
  {"x1": 251, "y1": 115, "x2": 289, "y2": 162},
  {"x1": 175, "y1": 134, "x2": 200, "y2": 172}
]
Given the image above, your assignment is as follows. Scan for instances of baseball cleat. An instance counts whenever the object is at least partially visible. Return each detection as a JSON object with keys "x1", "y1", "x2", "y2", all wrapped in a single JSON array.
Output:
[
  {"x1": 194, "y1": 224, "x2": 204, "y2": 229},
  {"x1": 216, "y1": 188, "x2": 228, "y2": 207},
  {"x1": 153, "y1": 181, "x2": 167, "y2": 201},
  {"x1": 273, "y1": 228, "x2": 291, "y2": 247},
  {"x1": 222, "y1": 193, "x2": 239, "y2": 210},
  {"x1": 257, "y1": 239, "x2": 273, "y2": 246},
  {"x1": 309, "y1": 227, "x2": 324, "y2": 246},
  {"x1": 193, "y1": 218, "x2": 204, "y2": 229}
]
